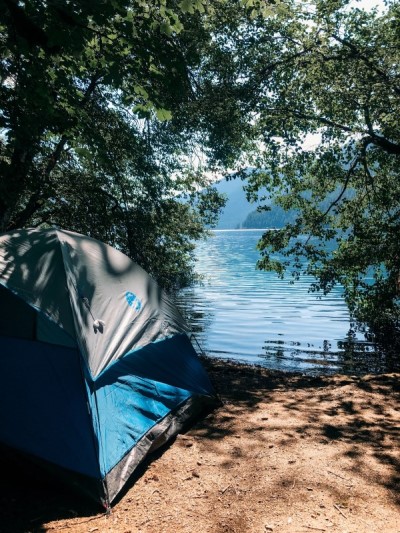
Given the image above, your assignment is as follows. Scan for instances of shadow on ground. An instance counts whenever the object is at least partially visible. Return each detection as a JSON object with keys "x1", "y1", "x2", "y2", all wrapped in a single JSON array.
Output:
[
  {"x1": 0, "y1": 357, "x2": 399, "y2": 532},
  {"x1": 197, "y1": 357, "x2": 400, "y2": 506}
]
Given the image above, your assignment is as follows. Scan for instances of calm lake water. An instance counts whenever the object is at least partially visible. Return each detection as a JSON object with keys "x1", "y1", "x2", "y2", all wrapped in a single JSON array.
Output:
[{"x1": 175, "y1": 229, "x2": 395, "y2": 375}]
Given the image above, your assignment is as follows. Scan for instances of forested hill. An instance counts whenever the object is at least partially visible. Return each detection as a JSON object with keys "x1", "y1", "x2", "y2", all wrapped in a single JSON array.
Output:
[
  {"x1": 215, "y1": 178, "x2": 343, "y2": 229},
  {"x1": 213, "y1": 178, "x2": 260, "y2": 229},
  {"x1": 242, "y1": 207, "x2": 297, "y2": 229},
  {"x1": 214, "y1": 178, "x2": 296, "y2": 229}
]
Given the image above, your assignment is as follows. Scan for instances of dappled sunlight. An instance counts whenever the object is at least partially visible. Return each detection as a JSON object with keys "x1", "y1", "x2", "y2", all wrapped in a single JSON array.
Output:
[
  {"x1": 187, "y1": 358, "x2": 400, "y2": 531},
  {"x1": 0, "y1": 228, "x2": 188, "y2": 378},
  {"x1": 0, "y1": 229, "x2": 77, "y2": 334},
  {"x1": 0, "y1": 358, "x2": 398, "y2": 532}
]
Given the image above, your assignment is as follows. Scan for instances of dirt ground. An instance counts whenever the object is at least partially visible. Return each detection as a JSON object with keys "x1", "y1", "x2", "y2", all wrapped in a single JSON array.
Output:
[{"x1": 1, "y1": 357, "x2": 399, "y2": 533}]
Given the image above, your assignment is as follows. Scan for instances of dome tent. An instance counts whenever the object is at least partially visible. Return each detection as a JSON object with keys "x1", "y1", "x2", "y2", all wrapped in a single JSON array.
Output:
[{"x1": 0, "y1": 228, "x2": 216, "y2": 508}]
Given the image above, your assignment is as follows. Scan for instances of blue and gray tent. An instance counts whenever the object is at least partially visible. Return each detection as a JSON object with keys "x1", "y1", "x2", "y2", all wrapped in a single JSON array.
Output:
[{"x1": 0, "y1": 228, "x2": 216, "y2": 508}]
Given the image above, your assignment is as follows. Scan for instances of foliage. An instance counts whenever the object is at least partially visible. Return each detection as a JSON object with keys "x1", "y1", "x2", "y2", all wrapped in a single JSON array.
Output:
[
  {"x1": 242, "y1": 205, "x2": 296, "y2": 229},
  {"x1": 3, "y1": 0, "x2": 399, "y2": 338},
  {"x1": 237, "y1": 0, "x2": 400, "y2": 337},
  {"x1": 0, "y1": 0, "x2": 249, "y2": 288}
]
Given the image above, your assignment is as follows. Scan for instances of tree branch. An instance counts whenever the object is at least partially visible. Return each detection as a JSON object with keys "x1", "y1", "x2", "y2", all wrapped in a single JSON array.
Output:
[
  {"x1": 6, "y1": 71, "x2": 104, "y2": 231},
  {"x1": 362, "y1": 104, "x2": 400, "y2": 155},
  {"x1": 267, "y1": 107, "x2": 400, "y2": 154},
  {"x1": 363, "y1": 134, "x2": 400, "y2": 155},
  {"x1": 269, "y1": 108, "x2": 356, "y2": 133},
  {"x1": 332, "y1": 34, "x2": 400, "y2": 97},
  {"x1": 43, "y1": 71, "x2": 103, "y2": 181},
  {"x1": 320, "y1": 157, "x2": 359, "y2": 220},
  {"x1": 7, "y1": 191, "x2": 44, "y2": 230},
  {"x1": 304, "y1": 157, "x2": 358, "y2": 246},
  {"x1": 250, "y1": 48, "x2": 313, "y2": 88}
]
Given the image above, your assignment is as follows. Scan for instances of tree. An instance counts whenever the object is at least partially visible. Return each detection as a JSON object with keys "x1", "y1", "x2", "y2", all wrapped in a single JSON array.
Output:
[
  {"x1": 242, "y1": 205, "x2": 297, "y2": 229},
  {"x1": 237, "y1": 0, "x2": 400, "y2": 339},
  {"x1": 0, "y1": 0, "x2": 248, "y2": 288}
]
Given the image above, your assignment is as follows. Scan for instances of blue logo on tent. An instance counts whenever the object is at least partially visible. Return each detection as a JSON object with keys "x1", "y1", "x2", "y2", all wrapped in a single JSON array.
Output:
[{"x1": 125, "y1": 292, "x2": 142, "y2": 313}]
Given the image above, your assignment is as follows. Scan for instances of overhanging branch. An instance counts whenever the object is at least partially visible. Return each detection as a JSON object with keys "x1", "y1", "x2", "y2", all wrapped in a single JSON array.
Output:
[
  {"x1": 332, "y1": 34, "x2": 400, "y2": 97},
  {"x1": 320, "y1": 157, "x2": 359, "y2": 220},
  {"x1": 265, "y1": 108, "x2": 400, "y2": 155}
]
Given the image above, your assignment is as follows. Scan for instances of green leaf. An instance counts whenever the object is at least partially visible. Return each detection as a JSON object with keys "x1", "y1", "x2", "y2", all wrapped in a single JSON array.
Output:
[
  {"x1": 179, "y1": 0, "x2": 195, "y2": 14},
  {"x1": 134, "y1": 85, "x2": 149, "y2": 99},
  {"x1": 160, "y1": 21, "x2": 173, "y2": 36},
  {"x1": 155, "y1": 108, "x2": 173, "y2": 121}
]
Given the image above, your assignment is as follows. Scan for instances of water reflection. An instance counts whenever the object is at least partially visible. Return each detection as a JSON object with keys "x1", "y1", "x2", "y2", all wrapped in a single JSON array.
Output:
[{"x1": 175, "y1": 230, "x2": 398, "y2": 375}]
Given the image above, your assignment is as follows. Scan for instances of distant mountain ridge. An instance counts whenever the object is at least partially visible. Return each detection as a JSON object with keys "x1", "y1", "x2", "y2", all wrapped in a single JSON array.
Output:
[
  {"x1": 213, "y1": 177, "x2": 295, "y2": 229},
  {"x1": 213, "y1": 176, "x2": 348, "y2": 230},
  {"x1": 242, "y1": 206, "x2": 297, "y2": 229},
  {"x1": 213, "y1": 177, "x2": 260, "y2": 229}
]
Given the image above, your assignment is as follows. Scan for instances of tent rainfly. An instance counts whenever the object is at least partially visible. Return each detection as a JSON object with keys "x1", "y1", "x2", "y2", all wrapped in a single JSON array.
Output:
[{"x1": 0, "y1": 228, "x2": 216, "y2": 508}]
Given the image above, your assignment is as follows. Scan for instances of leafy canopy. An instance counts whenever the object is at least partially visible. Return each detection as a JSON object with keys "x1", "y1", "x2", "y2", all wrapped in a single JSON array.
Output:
[
  {"x1": 235, "y1": 0, "x2": 400, "y2": 337},
  {"x1": 3, "y1": 0, "x2": 399, "y2": 337},
  {"x1": 0, "y1": 0, "x2": 249, "y2": 288}
]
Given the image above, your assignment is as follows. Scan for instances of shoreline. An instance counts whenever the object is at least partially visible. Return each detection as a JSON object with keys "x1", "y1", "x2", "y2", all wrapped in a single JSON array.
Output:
[{"x1": 199, "y1": 352, "x2": 400, "y2": 379}]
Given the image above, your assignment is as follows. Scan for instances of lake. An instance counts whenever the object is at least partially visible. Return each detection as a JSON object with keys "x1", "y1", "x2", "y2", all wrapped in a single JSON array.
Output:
[{"x1": 175, "y1": 229, "x2": 395, "y2": 375}]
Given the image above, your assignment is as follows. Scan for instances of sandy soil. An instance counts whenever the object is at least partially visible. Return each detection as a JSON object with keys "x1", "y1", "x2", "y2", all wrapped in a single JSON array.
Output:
[{"x1": 1, "y1": 358, "x2": 399, "y2": 533}]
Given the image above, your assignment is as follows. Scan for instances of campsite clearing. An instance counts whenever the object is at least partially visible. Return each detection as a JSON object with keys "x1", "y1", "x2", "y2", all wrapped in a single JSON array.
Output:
[{"x1": 1, "y1": 358, "x2": 399, "y2": 533}]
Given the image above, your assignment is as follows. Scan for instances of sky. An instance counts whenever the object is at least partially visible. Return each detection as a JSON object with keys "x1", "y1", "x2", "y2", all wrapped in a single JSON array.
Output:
[{"x1": 352, "y1": 0, "x2": 385, "y2": 11}]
